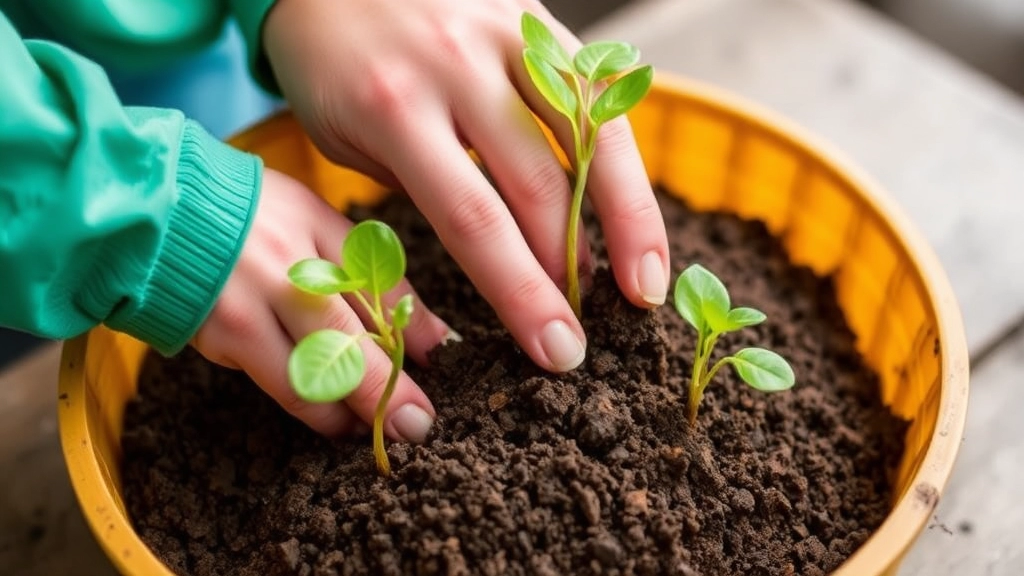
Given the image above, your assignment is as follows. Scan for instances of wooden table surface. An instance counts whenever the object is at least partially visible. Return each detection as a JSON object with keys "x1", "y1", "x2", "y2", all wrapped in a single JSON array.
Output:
[{"x1": 3, "y1": 0, "x2": 1022, "y2": 574}]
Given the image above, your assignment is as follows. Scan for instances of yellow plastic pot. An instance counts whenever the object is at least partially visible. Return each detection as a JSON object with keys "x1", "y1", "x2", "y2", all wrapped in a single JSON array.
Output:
[{"x1": 58, "y1": 75, "x2": 969, "y2": 576}]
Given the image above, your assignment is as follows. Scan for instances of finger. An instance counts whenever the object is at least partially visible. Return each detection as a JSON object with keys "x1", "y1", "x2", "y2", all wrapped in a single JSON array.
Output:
[
  {"x1": 391, "y1": 115, "x2": 587, "y2": 373},
  {"x1": 508, "y1": 18, "x2": 670, "y2": 308},
  {"x1": 453, "y1": 74, "x2": 591, "y2": 291},
  {"x1": 192, "y1": 302, "x2": 361, "y2": 437},
  {"x1": 586, "y1": 117, "x2": 670, "y2": 308},
  {"x1": 373, "y1": 278, "x2": 455, "y2": 366},
  {"x1": 273, "y1": 290, "x2": 437, "y2": 444},
  {"x1": 507, "y1": 10, "x2": 584, "y2": 162},
  {"x1": 310, "y1": 213, "x2": 455, "y2": 365}
]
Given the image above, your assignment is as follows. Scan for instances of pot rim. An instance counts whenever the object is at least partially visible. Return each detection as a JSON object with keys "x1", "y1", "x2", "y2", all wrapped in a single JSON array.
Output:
[{"x1": 58, "y1": 73, "x2": 969, "y2": 576}]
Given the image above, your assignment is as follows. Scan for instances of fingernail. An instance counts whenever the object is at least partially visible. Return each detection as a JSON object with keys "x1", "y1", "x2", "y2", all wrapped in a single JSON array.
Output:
[
  {"x1": 638, "y1": 250, "x2": 667, "y2": 306},
  {"x1": 540, "y1": 320, "x2": 586, "y2": 372},
  {"x1": 442, "y1": 328, "x2": 463, "y2": 344},
  {"x1": 392, "y1": 404, "x2": 434, "y2": 444}
]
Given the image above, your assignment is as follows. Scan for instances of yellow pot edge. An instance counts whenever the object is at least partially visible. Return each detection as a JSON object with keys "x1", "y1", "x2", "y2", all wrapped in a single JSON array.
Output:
[{"x1": 56, "y1": 72, "x2": 971, "y2": 576}]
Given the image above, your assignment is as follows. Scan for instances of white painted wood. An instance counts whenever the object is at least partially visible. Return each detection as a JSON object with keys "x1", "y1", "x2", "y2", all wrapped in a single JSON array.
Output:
[
  {"x1": 587, "y1": 0, "x2": 1024, "y2": 354},
  {"x1": 899, "y1": 330, "x2": 1024, "y2": 575}
]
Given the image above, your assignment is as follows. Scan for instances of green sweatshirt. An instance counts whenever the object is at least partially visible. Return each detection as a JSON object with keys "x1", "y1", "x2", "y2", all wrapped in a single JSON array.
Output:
[{"x1": 0, "y1": 0, "x2": 277, "y2": 354}]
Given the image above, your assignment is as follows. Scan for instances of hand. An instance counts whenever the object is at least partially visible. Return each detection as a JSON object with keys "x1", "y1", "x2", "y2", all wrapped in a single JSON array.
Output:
[
  {"x1": 263, "y1": 0, "x2": 670, "y2": 373},
  {"x1": 191, "y1": 169, "x2": 451, "y2": 440}
]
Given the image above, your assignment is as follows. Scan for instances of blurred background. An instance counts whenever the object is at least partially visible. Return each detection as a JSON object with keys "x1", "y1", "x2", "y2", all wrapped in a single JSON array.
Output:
[{"x1": 2, "y1": 0, "x2": 1022, "y2": 369}]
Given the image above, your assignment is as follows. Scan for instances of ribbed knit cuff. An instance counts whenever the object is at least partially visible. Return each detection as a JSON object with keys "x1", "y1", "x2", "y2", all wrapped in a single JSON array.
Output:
[{"x1": 110, "y1": 120, "x2": 262, "y2": 355}]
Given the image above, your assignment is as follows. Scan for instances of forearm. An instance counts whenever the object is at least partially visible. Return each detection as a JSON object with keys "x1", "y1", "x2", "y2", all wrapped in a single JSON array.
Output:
[{"x1": 0, "y1": 13, "x2": 262, "y2": 354}]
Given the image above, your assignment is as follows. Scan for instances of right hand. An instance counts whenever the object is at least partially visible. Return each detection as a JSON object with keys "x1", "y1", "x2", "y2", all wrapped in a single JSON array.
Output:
[{"x1": 262, "y1": 0, "x2": 671, "y2": 374}]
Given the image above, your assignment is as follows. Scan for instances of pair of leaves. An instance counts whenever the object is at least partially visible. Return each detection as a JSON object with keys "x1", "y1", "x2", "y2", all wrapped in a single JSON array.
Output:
[
  {"x1": 288, "y1": 295, "x2": 414, "y2": 403},
  {"x1": 288, "y1": 220, "x2": 406, "y2": 298},
  {"x1": 286, "y1": 220, "x2": 412, "y2": 404},
  {"x1": 674, "y1": 264, "x2": 794, "y2": 393},
  {"x1": 521, "y1": 13, "x2": 653, "y2": 128},
  {"x1": 674, "y1": 264, "x2": 766, "y2": 336}
]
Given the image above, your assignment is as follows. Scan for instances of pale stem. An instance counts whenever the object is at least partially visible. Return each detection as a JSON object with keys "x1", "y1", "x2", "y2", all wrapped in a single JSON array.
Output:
[
  {"x1": 687, "y1": 332, "x2": 720, "y2": 424},
  {"x1": 373, "y1": 328, "x2": 404, "y2": 477}
]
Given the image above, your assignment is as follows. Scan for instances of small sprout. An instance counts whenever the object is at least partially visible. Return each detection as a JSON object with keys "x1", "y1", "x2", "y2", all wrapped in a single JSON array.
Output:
[
  {"x1": 521, "y1": 12, "x2": 653, "y2": 317},
  {"x1": 287, "y1": 220, "x2": 412, "y2": 476},
  {"x1": 673, "y1": 264, "x2": 795, "y2": 424}
]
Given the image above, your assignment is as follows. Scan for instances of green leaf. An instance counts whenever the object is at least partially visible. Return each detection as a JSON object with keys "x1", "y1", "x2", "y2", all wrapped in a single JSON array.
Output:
[
  {"x1": 573, "y1": 41, "x2": 639, "y2": 82},
  {"x1": 342, "y1": 220, "x2": 406, "y2": 296},
  {"x1": 523, "y1": 48, "x2": 578, "y2": 120},
  {"x1": 730, "y1": 348, "x2": 795, "y2": 392},
  {"x1": 288, "y1": 330, "x2": 366, "y2": 403},
  {"x1": 674, "y1": 264, "x2": 731, "y2": 334},
  {"x1": 589, "y1": 65, "x2": 653, "y2": 126},
  {"x1": 520, "y1": 12, "x2": 573, "y2": 72},
  {"x1": 392, "y1": 294, "x2": 414, "y2": 331},
  {"x1": 288, "y1": 258, "x2": 366, "y2": 295},
  {"x1": 724, "y1": 307, "x2": 767, "y2": 331}
]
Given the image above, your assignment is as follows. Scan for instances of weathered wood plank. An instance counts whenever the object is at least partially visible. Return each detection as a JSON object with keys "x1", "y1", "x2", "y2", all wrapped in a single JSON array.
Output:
[
  {"x1": 899, "y1": 331, "x2": 1024, "y2": 575},
  {"x1": 586, "y1": 0, "x2": 1024, "y2": 354}
]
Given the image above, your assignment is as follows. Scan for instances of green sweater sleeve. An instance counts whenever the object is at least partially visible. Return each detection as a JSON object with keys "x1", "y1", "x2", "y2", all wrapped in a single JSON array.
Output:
[{"x1": 0, "y1": 13, "x2": 262, "y2": 355}]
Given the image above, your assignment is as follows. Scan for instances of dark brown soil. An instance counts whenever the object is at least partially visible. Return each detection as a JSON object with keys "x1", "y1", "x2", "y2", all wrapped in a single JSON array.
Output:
[{"x1": 122, "y1": 191, "x2": 906, "y2": 576}]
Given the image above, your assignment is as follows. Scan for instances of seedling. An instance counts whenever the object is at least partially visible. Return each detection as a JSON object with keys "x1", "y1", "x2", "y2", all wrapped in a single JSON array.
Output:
[
  {"x1": 673, "y1": 264, "x2": 795, "y2": 424},
  {"x1": 521, "y1": 12, "x2": 653, "y2": 317},
  {"x1": 287, "y1": 220, "x2": 413, "y2": 476}
]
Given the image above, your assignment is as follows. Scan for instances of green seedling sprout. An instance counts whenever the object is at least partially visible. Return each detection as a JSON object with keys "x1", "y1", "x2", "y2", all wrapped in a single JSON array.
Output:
[
  {"x1": 520, "y1": 12, "x2": 653, "y2": 317},
  {"x1": 286, "y1": 220, "x2": 413, "y2": 476},
  {"x1": 674, "y1": 264, "x2": 796, "y2": 424}
]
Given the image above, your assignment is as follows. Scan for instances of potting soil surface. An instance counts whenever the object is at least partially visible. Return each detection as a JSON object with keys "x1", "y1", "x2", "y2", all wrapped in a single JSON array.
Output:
[{"x1": 122, "y1": 190, "x2": 906, "y2": 576}]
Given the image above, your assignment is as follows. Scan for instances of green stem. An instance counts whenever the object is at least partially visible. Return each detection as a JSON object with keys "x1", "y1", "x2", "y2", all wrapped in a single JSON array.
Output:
[
  {"x1": 686, "y1": 332, "x2": 719, "y2": 424},
  {"x1": 563, "y1": 76, "x2": 594, "y2": 318},
  {"x1": 373, "y1": 330, "x2": 404, "y2": 477},
  {"x1": 700, "y1": 356, "x2": 733, "y2": 399},
  {"x1": 353, "y1": 290, "x2": 392, "y2": 344},
  {"x1": 566, "y1": 154, "x2": 591, "y2": 318}
]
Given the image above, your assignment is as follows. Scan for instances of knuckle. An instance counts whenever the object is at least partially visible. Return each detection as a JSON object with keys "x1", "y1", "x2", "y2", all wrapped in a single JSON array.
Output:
[
  {"x1": 258, "y1": 230, "x2": 297, "y2": 265},
  {"x1": 355, "y1": 64, "x2": 418, "y2": 123},
  {"x1": 443, "y1": 192, "x2": 509, "y2": 245},
  {"x1": 606, "y1": 193, "x2": 661, "y2": 226},
  {"x1": 516, "y1": 160, "x2": 570, "y2": 208},
  {"x1": 206, "y1": 298, "x2": 257, "y2": 339},
  {"x1": 594, "y1": 118, "x2": 636, "y2": 159},
  {"x1": 317, "y1": 301, "x2": 362, "y2": 334},
  {"x1": 433, "y1": 23, "x2": 476, "y2": 69},
  {"x1": 427, "y1": 15, "x2": 497, "y2": 75},
  {"x1": 495, "y1": 272, "x2": 549, "y2": 312}
]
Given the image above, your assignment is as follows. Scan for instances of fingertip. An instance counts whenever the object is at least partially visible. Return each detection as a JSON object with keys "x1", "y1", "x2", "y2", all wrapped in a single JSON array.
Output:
[
  {"x1": 390, "y1": 403, "x2": 435, "y2": 444},
  {"x1": 538, "y1": 318, "x2": 587, "y2": 372},
  {"x1": 637, "y1": 249, "x2": 669, "y2": 307},
  {"x1": 360, "y1": 367, "x2": 436, "y2": 443}
]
